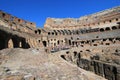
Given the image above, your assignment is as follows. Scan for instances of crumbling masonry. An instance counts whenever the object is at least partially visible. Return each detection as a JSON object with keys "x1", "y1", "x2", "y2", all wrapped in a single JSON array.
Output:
[{"x1": 0, "y1": 6, "x2": 120, "y2": 80}]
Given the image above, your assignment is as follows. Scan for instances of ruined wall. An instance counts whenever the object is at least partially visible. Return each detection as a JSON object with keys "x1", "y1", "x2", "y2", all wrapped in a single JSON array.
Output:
[
  {"x1": 44, "y1": 6, "x2": 120, "y2": 30},
  {"x1": 0, "y1": 25, "x2": 41, "y2": 50},
  {"x1": 61, "y1": 49, "x2": 120, "y2": 80},
  {"x1": 0, "y1": 10, "x2": 36, "y2": 33}
]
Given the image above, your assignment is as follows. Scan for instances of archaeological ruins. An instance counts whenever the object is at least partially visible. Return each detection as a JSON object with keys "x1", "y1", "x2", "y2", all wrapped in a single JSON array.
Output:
[{"x1": 0, "y1": 6, "x2": 120, "y2": 80}]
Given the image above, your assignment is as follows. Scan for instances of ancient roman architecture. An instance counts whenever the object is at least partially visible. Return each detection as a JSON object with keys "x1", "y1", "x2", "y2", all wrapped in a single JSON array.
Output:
[{"x1": 0, "y1": 6, "x2": 120, "y2": 80}]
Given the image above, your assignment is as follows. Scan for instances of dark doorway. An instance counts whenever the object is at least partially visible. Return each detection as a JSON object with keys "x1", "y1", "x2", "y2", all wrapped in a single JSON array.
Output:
[
  {"x1": 57, "y1": 40, "x2": 60, "y2": 45},
  {"x1": 100, "y1": 28, "x2": 104, "y2": 32},
  {"x1": 0, "y1": 37, "x2": 6, "y2": 50},
  {"x1": 112, "y1": 26, "x2": 117, "y2": 30},
  {"x1": 42, "y1": 41, "x2": 47, "y2": 47},
  {"x1": 69, "y1": 40, "x2": 71, "y2": 45},
  {"x1": 105, "y1": 27, "x2": 110, "y2": 31}
]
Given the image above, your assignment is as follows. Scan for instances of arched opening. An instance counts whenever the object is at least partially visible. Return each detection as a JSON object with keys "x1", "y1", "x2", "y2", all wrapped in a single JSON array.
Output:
[
  {"x1": 93, "y1": 44, "x2": 97, "y2": 46},
  {"x1": 109, "y1": 38, "x2": 113, "y2": 42},
  {"x1": 81, "y1": 41, "x2": 84, "y2": 44},
  {"x1": 22, "y1": 39, "x2": 30, "y2": 48},
  {"x1": 42, "y1": 41, "x2": 47, "y2": 47},
  {"x1": 103, "y1": 39, "x2": 107, "y2": 41},
  {"x1": 2, "y1": 13, "x2": 6, "y2": 17},
  {"x1": 64, "y1": 30, "x2": 68, "y2": 35},
  {"x1": 116, "y1": 18, "x2": 118, "y2": 21},
  {"x1": 38, "y1": 30, "x2": 41, "y2": 34},
  {"x1": 72, "y1": 42, "x2": 74, "y2": 46},
  {"x1": 76, "y1": 30, "x2": 79, "y2": 35},
  {"x1": 35, "y1": 30, "x2": 37, "y2": 34},
  {"x1": 66, "y1": 51, "x2": 69, "y2": 54},
  {"x1": 38, "y1": 40, "x2": 40, "y2": 43},
  {"x1": 18, "y1": 19, "x2": 21, "y2": 22},
  {"x1": 109, "y1": 20, "x2": 112, "y2": 23},
  {"x1": 53, "y1": 30, "x2": 58, "y2": 35},
  {"x1": 105, "y1": 43, "x2": 110, "y2": 45},
  {"x1": 72, "y1": 30, "x2": 75, "y2": 35},
  {"x1": 68, "y1": 30, "x2": 72, "y2": 35},
  {"x1": 61, "y1": 30, "x2": 65, "y2": 35},
  {"x1": 69, "y1": 40, "x2": 71, "y2": 45},
  {"x1": 100, "y1": 28, "x2": 104, "y2": 32},
  {"x1": 11, "y1": 37, "x2": 20, "y2": 48},
  {"x1": 112, "y1": 26, "x2": 117, "y2": 30},
  {"x1": 105, "y1": 27, "x2": 110, "y2": 31},
  {"x1": 54, "y1": 43, "x2": 56, "y2": 46},
  {"x1": 73, "y1": 51, "x2": 77, "y2": 57},
  {"x1": 48, "y1": 32, "x2": 50, "y2": 35},
  {"x1": 55, "y1": 32, "x2": 57, "y2": 35},
  {"x1": 52, "y1": 32, "x2": 54, "y2": 35},
  {"x1": 86, "y1": 40, "x2": 89, "y2": 44},
  {"x1": 57, "y1": 30, "x2": 61, "y2": 35},
  {"x1": 0, "y1": 34, "x2": 6, "y2": 50},
  {"x1": 57, "y1": 40, "x2": 60, "y2": 45}
]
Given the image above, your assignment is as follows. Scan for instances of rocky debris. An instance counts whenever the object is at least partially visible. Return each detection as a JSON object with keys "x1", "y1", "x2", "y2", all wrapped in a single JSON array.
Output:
[{"x1": 0, "y1": 48, "x2": 106, "y2": 80}]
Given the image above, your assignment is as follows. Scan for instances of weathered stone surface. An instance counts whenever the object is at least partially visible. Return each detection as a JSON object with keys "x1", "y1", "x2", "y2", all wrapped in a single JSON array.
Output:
[{"x1": 0, "y1": 48, "x2": 106, "y2": 80}]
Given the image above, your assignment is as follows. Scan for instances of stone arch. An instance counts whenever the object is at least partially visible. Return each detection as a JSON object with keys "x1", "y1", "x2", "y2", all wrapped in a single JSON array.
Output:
[
  {"x1": 72, "y1": 30, "x2": 76, "y2": 35},
  {"x1": 112, "y1": 26, "x2": 117, "y2": 30},
  {"x1": 57, "y1": 30, "x2": 61, "y2": 35},
  {"x1": 73, "y1": 51, "x2": 77, "y2": 57},
  {"x1": 42, "y1": 41, "x2": 47, "y2": 47},
  {"x1": 53, "y1": 30, "x2": 58, "y2": 35},
  {"x1": 116, "y1": 18, "x2": 118, "y2": 21},
  {"x1": 57, "y1": 40, "x2": 60, "y2": 45},
  {"x1": 76, "y1": 30, "x2": 79, "y2": 35},
  {"x1": 38, "y1": 29, "x2": 41, "y2": 34},
  {"x1": 69, "y1": 40, "x2": 71, "y2": 45},
  {"x1": 11, "y1": 36, "x2": 20, "y2": 48},
  {"x1": 21, "y1": 38, "x2": 30, "y2": 48},
  {"x1": 105, "y1": 27, "x2": 110, "y2": 31},
  {"x1": 72, "y1": 42, "x2": 75, "y2": 46},
  {"x1": 100, "y1": 28, "x2": 104, "y2": 32},
  {"x1": 48, "y1": 32, "x2": 50, "y2": 35},
  {"x1": 52, "y1": 32, "x2": 54, "y2": 35},
  {"x1": 35, "y1": 30, "x2": 37, "y2": 34},
  {"x1": 0, "y1": 33, "x2": 7, "y2": 50},
  {"x1": 61, "y1": 30, "x2": 65, "y2": 35},
  {"x1": 68, "y1": 30, "x2": 72, "y2": 35}
]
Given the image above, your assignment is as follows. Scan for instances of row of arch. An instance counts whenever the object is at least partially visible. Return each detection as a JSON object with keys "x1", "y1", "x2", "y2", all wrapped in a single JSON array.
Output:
[
  {"x1": 35, "y1": 29, "x2": 41, "y2": 34},
  {"x1": 47, "y1": 25, "x2": 120, "y2": 36},
  {"x1": 99, "y1": 26, "x2": 120, "y2": 32},
  {"x1": 0, "y1": 30, "x2": 30, "y2": 50}
]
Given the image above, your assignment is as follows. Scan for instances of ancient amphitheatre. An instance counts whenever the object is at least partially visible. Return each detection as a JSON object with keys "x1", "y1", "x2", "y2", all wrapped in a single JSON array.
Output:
[{"x1": 0, "y1": 6, "x2": 120, "y2": 80}]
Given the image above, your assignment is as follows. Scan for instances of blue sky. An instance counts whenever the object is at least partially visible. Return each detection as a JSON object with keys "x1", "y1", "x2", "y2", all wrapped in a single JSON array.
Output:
[{"x1": 0, "y1": 0, "x2": 120, "y2": 28}]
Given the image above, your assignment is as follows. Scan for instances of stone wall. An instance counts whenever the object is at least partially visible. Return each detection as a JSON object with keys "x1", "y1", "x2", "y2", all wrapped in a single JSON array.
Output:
[
  {"x1": 0, "y1": 25, "x2": 41, "y2": 50},
  {"x1": 44, "y1": 6, "x2": 120, "y2": 30},
  {"x1": 0, "y1": 10, "x2": 36, "y2": 33},
  {"x1": 61, "y1": 50, "x2": 120, "y2": 80}
]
